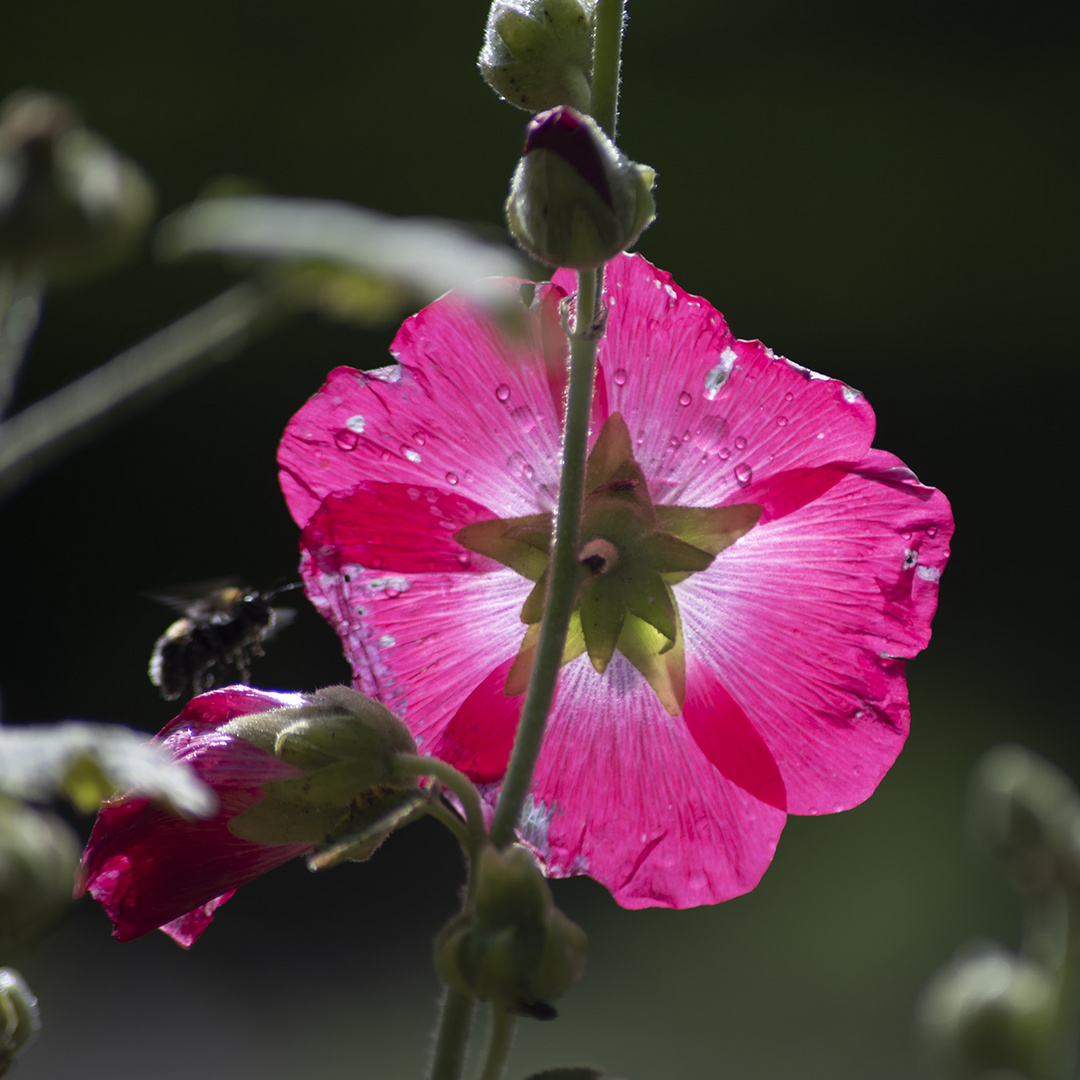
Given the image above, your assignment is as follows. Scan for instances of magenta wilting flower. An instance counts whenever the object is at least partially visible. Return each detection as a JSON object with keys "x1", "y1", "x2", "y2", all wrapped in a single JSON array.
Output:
[
  {"x1": 76, "y1": 687, "x2": 313, "y2": 946},
  {"x1": 279, "y1": 253, "x2": 953, "y2": 908}
]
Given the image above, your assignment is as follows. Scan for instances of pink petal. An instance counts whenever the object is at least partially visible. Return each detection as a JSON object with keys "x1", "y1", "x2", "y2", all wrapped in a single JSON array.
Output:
[
  {"x1": 299, "y1": 550, "x2": 530, "y2": 750},
  {"x1": 427, "y1": 656, "x2": 522, "y2": 783},
  {"x1": 279, "y1": 282, "x2": 574, "y2": 531},
  {"x1": 81, "y1": 789, "x2": 310, "y2": 943},
  {"x1": 677, "y1": 454, "x2": 953, "y2": 815},
  {"x1": 301, "y1": 482, "x2": 501, "y2": 575},
  {"x1": 158, "y1": 686, "x2": 308, "y2": 740},
  {"x1": 554, "y1": 255, "x2": 876, "y2": 508},
  {"x1": 158, "y1": 890, "x2": 237, "y2": 949},
  {"x1": 495, "y1": 653, "x2": 787, "y2": 908}
]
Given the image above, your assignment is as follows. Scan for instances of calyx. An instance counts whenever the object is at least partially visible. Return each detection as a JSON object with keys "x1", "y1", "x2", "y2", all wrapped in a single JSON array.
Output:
[{"x1": 455, "y1": 413, "x2": 760, "y2": 714}]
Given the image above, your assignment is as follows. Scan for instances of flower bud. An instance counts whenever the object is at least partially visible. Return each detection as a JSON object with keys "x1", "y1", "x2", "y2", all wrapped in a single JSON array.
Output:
[
  {"x1": 0, "y1": 802, "x2": 80, "y2": 951},
  {"x1": 969, "y1": 744, "x2": 1080, "y2": 897},
  {"x1": 0, "y1": 90, "x2": 155, "y2": 284},
  {"x1": 0, "y1": 968, "x2": 41, "y2": 1077},
  {"x1": 222, "y1": 685, "x2": 419, "y2": 848},
  {"x1": 917, "y1": 945, "x2": 1056, "y2": 1078},
  {"x1": 435, "y1": 845, "x2": 587, "y2": 1017},
  {"x1": 479, "y1": 0, "x2": 595, "y2": 114},
  {"x1": 505, "y1": 106, "x2": 655, "y2": 270}
]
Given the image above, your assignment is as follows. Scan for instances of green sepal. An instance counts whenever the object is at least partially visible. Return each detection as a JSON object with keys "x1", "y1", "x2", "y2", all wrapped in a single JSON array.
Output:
[
  {"x1": 616, "y1": 604, "x2": 686, "y2": 716},
  {"x1": 505, "y1": 615, "x2": 587, "y2": 696},
  {"x1": 584, "y1": 413, "x2": 635, "y2": 491},
  {"x1": 656, "y1": 503, "x2": 762, "y2": 556},
  {"x1": 639, "y1": 531, "x2": 715, "y2": 573},
  {"x1": 455, "y1": 515, "x2": 552, "y2": 580},
  {"x1": 619, "y1": 571, "x2": 677, "y2": 647},
  {"x1": 578, "y1": 583, "x2": 626, "y2": 673}
]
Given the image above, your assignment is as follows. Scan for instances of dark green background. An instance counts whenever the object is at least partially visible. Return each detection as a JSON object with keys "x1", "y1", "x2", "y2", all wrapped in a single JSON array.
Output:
[{"x1": 2, "y1": 1, "x2": 1076, "y2": 1077}]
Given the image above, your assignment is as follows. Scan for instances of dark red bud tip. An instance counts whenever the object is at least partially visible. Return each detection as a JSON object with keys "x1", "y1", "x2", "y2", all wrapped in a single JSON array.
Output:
[{"x1": 524, "y1": 107, "x2": 613, "y2": 209}]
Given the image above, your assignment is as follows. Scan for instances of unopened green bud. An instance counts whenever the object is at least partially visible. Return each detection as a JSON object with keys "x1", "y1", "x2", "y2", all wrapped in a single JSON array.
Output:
[
  {"x1": 224, "y1": 686, "x2": 419, "y2": 849},
  {"x1": 970, "y1": 744, "x2": 1080, "y2": 896},
  {"x1": 0, "y1": 802, "x2": 80, "y2": 951},
  {"x1": 917, "y1": 945, "x2": 1056, "y2": 1079},
  {"x1": 0, "y1": 968, "x2": 41, "y2": 1077},
  {"x1": 480, "y1": 0, "x2": 595, "y2": 114},
  {"x1": 506, "y1": 106, "x2": 655, "y2": 270},
  {"x1": 0, "y1": 90, "x2": 155, "y2": 284},
  {"x1": 435, "y1": 845, "x2": 587, "y2": 1017}
]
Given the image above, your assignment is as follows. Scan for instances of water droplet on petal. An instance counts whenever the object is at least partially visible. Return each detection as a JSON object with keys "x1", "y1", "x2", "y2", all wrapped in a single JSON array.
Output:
[
  {"x1": 445, "y1": 471, "x2": 459, "y2": 485},
  {"x1": 345, "y1": 414, "x2": 366, "y2": 432},
  {"x1": 456, "y1": 552, "x2": 471, "y2": 568},
  {"x1": 370, "y1": 555, "x2": 384, "y2": 568},
  {"x1": 412, "y1": 430, "x2": 427, "y2": 447},
  {"x1": 636, "y1": 430, "x2": 646, "y2": 446},
  {"x1": 734, "y1": 462, "x2": 753, "y2": 485},
  {"x1": 403, "y1": 448, "x2": 422, "y2": 464},
  {"x1": 512, "y1": 405, "x2": 536, "y2": 434},
  {"x1": 717, "y1": 446, "x2": 731, "y2": 461},
  {"x1": 775, "y1": 415, "x2": 788, "y2": 427},
  {"x1": 734, "y1": 435, "x2": 748, "y2": 451},
  {"x1": 669, "y1": 435, "x2": 681, "y2": 449},
  {"x1": 613, "y1": 368, "x2": 628, "y2": 386},
  {"x1": 385, "y1": 583, "x2": 401, "y2": 599},
  {"x1": 380, "y1": 450, "x2": 393, "y2": 462},
  {"x1": 495, "y1": 384, "x2": 511, "y2": 402},
  {"x1": 678, "y1": 391, "x2": 692, "y2": 407},
  {"x1": 926, "y1": 526, "x2": 938, "y2": 538},
  {"x1": 902, "y1": 532, "x2": 912, "y2": 542},
  {"x1": 333, "y1": 428, "x2": 360, "y2": 451},
  {"x1": 704, "y1": 346, "x2": 738, "y2": 399}
]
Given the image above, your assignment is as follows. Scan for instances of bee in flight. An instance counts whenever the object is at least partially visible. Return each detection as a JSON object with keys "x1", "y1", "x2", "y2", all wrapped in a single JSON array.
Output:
[{"x1": 147, "y1": 580, "x2": 301, "y2": 701}]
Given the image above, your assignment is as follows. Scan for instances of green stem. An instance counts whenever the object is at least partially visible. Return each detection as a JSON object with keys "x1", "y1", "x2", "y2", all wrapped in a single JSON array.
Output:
[
  {"x1": 477, "y1": 1004, "x2": 517, "y2": 1080},
  {"x1": 429, "y1": 986, "x2": 477, "y2": 1080},
  {"x1": 591, "y1": 0, "x2": 627, "y2": 139},
  {"x1": 490, "y1": 268, "x2": 600, "y2": 849},
  {"x1": 396, "y1": 754, "x2": 488, "y2": 852},
  {"x1": 0, "y1": 267, "x2": 44, "y2": 420},
  {"x1": 0, "y1": 279, "x2": 288, "y2": 502}
]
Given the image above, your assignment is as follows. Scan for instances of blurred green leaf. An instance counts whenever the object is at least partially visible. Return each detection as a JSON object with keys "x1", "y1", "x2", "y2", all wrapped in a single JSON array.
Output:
[
  {"x1": 0, "y1": 722, "x2": 214, "y2": 816},
  {"x1": 156, "y1": 195, "x2": 527, "y2": 323}
]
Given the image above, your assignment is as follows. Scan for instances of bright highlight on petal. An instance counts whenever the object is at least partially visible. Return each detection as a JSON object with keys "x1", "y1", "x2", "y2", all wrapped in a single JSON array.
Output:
[{"x1": 279, "y1": 253, "x2": 953, "y2": 909}]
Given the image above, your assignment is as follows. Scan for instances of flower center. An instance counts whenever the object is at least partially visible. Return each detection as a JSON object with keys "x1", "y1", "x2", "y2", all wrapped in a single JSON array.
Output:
[{"x1": 455, "y1": 412, "x2": 760, "y2": 715}]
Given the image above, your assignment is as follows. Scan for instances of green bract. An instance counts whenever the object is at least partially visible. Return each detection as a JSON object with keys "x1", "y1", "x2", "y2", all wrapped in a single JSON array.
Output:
[{"x1": 480, "y1": 0, "x2": 595, "y2": 114}]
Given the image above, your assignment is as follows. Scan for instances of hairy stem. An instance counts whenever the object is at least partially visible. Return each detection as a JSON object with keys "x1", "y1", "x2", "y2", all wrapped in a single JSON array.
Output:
[
  {"x1": 0, "y1": 267, "x2": 44, "y2": 420},
  {"x1": 490, "y1": 267, "x2": 600, "y2": 849},
  {"x1": 591, "y1": 0, "x2": 627, "y2": 139},
  {"x1": 428, "y1": 986, "x2": 477, "y2": 1080},
  {"x1": 477, "y1": 1004, "x2": 517, "y2": 1080}
]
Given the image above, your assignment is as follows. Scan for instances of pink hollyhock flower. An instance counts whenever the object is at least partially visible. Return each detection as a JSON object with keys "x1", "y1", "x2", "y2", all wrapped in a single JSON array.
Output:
[
  {"x1": 76, "y1": 687, "x2": 312, "y2": 946},
  {"x1": 278, "y1": 252, "x2": 953, "y2": 909}
]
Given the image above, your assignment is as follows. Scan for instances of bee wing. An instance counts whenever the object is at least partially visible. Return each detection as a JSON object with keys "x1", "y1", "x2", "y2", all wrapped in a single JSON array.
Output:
[
  {"x1": 265, "y1": 606, "x2": 298, "y2": 638},
  {"x1": 143, "y1": 577, "x2": 246, "y2": 615}
]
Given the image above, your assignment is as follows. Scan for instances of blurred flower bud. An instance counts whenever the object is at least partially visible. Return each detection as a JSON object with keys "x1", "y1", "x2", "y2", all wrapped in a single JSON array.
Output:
[
  {"x1": 435, "y1": 845, "x2": 587, "y2": 1017},
  {"x1": 506, "y1": 106, "x2": 655, "y2": 270},
  {"x1": 0, "y1": 968, "x2": 41, "y2": 1077},
  {"x1": 970, "y1": 744, "x2": 1080, "y2": 897},
  {"x1": 0, "y1": 801, "x2": 80, "y2": 951},
  {"x1": 0, "y1": 90, "x2": 155, "y2": 284},
  {"x1": 917, "y1": 944, "x2": 1056, "y2": 1079},
  {"x1": 480, "y1": 0, "x2": 595, "y2": 114}
]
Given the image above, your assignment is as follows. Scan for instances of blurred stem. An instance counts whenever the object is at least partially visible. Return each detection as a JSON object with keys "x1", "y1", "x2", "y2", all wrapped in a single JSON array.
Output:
[
  {"x1": 477, "y1": 1004, "x2": 516, "y2": 1080},
  {"x1": 591, "y1": 0, "x2": 627, "y2": 139},
  {"x1": 0, "y1": 279, "x2": 289, "y2": 502},
  {"x1": 490, "y1": 267, "x2": 600, "y2": 849},
  {"x1": 396, "y1": 754, "x2": 487, "y2": 855},
  {"x1": 429, "y1": 986, "x2": 476, "y2": 1080},
  {"x1": 0, "y1": 266, "x2": 45, "y2": 420}
]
